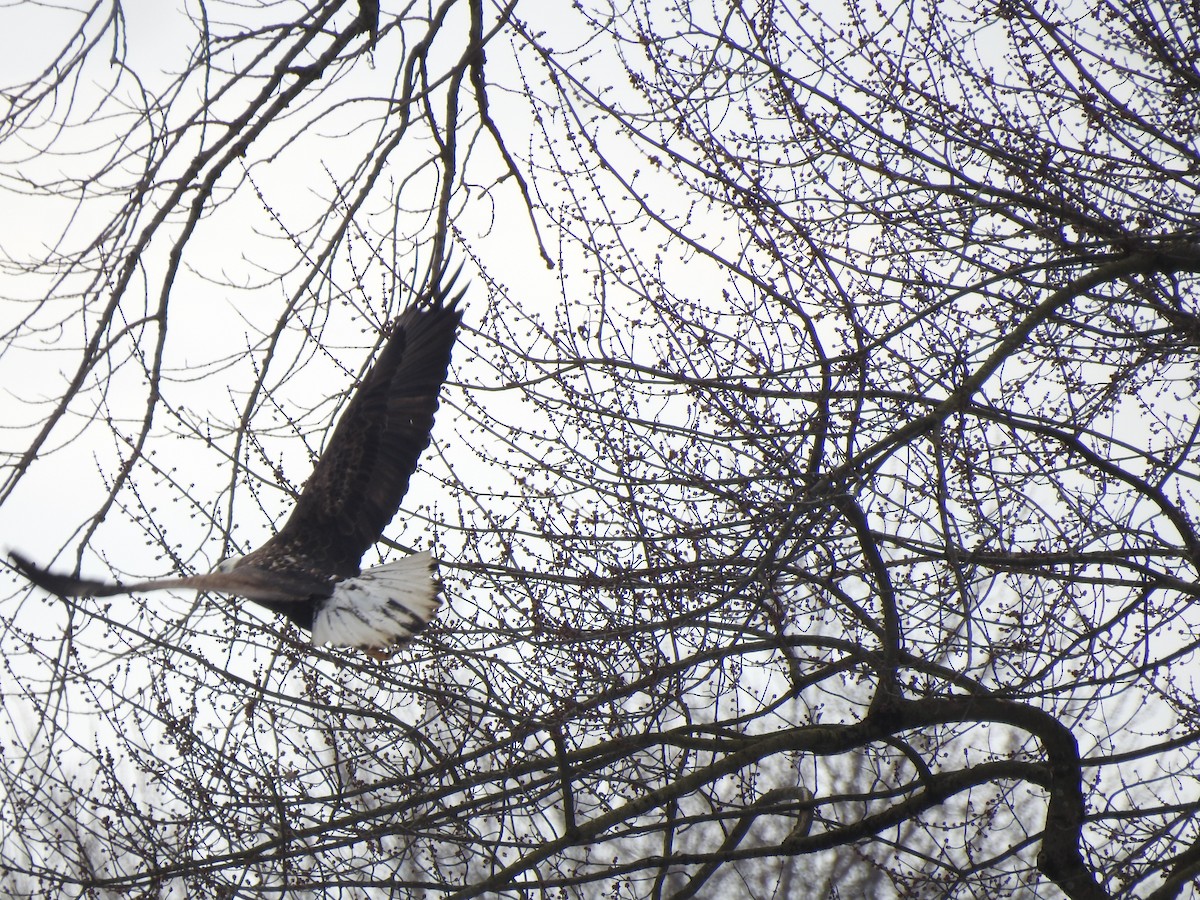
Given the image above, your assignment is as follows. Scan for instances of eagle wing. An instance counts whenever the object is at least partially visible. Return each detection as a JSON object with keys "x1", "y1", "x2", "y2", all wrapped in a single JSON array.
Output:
[
  {"x1": 8, "y1": 550, "x2": 330, "y2": 602},
  {"x1": 240, "y1": 271, "x2": 463, "y2": 579}
]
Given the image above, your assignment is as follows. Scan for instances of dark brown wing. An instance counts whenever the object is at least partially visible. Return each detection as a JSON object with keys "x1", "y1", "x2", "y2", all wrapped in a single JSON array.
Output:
[
  {"x1": 241, "y1": 272, "x2": 463, "y2": 578},
  {"x1": 9, "y1": 551, "x2": 131, "y2": 598},
  {"x1": 9, "y1": 550, "x2": 329, "y2": 601}
]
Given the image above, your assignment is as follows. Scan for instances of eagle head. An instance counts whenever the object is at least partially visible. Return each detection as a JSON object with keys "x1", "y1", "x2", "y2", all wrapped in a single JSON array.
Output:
[{"x1": 213, "y1": 555, "x2": 244, "y2": 574}]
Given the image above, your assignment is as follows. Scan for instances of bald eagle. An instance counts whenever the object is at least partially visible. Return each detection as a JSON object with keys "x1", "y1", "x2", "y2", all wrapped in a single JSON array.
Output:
[{"x1": 11, "y1": 271, "x2": 464, "y2": 655}]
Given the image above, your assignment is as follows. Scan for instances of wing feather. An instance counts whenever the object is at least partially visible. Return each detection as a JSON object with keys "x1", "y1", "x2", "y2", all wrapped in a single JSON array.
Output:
[
  {"x1": 242, "y1": 270, "x2": 463, "y2": 578},
  {"x1": 8, "y1": 551, "x2": 328, "y2": 601}
]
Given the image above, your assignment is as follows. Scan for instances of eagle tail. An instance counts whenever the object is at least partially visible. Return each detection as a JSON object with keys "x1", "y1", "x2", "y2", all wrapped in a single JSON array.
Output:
[{"x1": 311, "y1": 551, "x2": 441, "y2": 651}]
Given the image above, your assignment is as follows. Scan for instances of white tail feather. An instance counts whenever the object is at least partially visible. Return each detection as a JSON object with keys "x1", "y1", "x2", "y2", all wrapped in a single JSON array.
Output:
[{"x1": 311, "y1": 551, "x2": 440, "y2": 650}]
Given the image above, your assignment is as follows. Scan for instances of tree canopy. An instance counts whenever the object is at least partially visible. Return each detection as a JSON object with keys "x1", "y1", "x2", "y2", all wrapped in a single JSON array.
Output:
[{"x1": 3, "y1": 1, "x2": 1200, "y2": 897}]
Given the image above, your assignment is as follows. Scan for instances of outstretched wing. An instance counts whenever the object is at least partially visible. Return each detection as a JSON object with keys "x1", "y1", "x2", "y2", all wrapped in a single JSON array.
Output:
[
  {"x1": 242, "y1": 270, "x2": 464, "y2": 578},
  {"x1": 8, "y1": 550, "x2": 329, "y2": 601},
  {"x1": 10, "y1": 551, "x2": 133, "y2": 598}
]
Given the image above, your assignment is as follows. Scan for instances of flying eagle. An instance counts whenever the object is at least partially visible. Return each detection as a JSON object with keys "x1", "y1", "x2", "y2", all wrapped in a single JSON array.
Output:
[{"x1": 11, "y1": 272, "x2": 464, "y2": 655}]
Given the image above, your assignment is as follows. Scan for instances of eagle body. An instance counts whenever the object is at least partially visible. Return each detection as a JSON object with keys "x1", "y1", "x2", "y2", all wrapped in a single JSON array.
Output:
[{"x1": 11, "y1": 270, "x2": 464, "y2": 654}]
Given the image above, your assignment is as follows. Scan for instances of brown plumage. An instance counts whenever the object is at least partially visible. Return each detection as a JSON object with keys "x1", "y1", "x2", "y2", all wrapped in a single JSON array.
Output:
[{"x1": 11, "y1": 268, "x2": 464, "y2": 653}]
